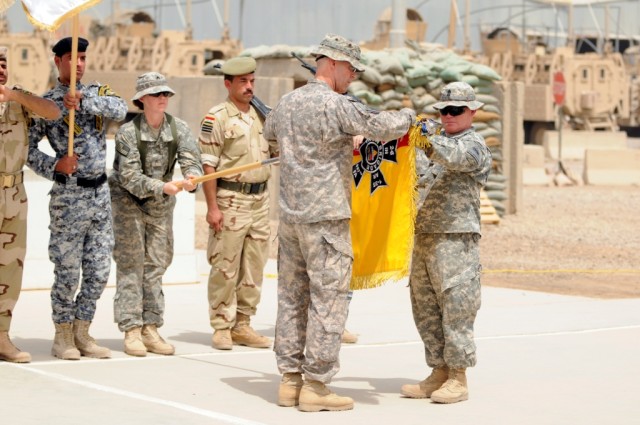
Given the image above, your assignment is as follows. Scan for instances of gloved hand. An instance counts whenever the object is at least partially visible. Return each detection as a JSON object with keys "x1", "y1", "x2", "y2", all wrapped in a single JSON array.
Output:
[{"x1": 420, "y1": 118, "x2": 442, "y2": 137}]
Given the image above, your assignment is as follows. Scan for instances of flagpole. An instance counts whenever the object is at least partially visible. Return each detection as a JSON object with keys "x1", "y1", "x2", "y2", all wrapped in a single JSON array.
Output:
[
  {"x1": 172, "y1": 158, "x2": 280, "y2": 189},
  {"x1": 67, "y1": 14, "x2": 79, "y2": 157}
]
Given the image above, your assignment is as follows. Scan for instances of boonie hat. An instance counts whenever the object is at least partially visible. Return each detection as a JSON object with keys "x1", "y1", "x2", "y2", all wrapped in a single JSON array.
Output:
[
  {"x1": 310, "y1": 33, "x2": 364, "y2": 72},
  {"x1": 131, "y1": 72, "x2": 175, "y2": 101},
  {"x1": 221, "y1": 57, "x2": 257, "y2": 76},
  {"x1": 52, "y1": 37, "x2": 89, "y2": 57},
  {"x1": 432, "y1": 81, "x2": 484, "y2": 111},
  {"x1": 0, "y1": 46, "x2": 7, "y2": 60}
]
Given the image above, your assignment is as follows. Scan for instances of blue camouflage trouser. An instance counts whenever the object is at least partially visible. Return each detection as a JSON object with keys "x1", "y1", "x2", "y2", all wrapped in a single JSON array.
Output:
[
  {"x1": 48, "y1": 182, "x2": 114, "y2": 324},
  {"x1": 275, "y1": 219, "x2": 352, "y2": 383},
  {"x1": 409, "y1": 232, "x2": 482, "y2": 369}
]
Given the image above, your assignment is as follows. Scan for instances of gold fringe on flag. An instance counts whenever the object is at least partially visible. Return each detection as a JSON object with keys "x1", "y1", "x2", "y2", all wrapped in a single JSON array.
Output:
[{"x1": 20, "y1": 0, "x2": 102, "y2": 31}]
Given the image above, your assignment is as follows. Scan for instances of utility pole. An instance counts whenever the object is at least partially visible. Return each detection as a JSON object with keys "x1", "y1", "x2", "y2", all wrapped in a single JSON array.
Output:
[{"x1": 390, "y1": 0, "x2": 406, "y2": 48}]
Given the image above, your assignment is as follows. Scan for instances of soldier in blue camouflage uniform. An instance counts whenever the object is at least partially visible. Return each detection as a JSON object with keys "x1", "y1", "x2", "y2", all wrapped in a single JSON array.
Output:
[
  {"x1": 28, "y1": 37, "x2": 127, "y2": 360},
  {"x1": 199, "y1": 57, "x2": 278, "y2": 352},
  {"x1": 401, "y1": 82, "x2": 492, "y2": 404},
  {"x1": 0, "y1": 46, "x2": 60, "y2": 363},
  {"x1": 264, "y1": 34, "x2": 415, "y2": 412},
  {"x1": 110, "y1": 72, "x2": 202, "y2": 357}
]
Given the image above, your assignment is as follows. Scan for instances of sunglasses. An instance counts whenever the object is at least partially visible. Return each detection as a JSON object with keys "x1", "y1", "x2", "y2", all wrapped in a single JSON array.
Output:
[
  {"x1": 439, "y1": 106, "x2": 467, "y2": 117},
  {"x1": 149, "y1": 92, "x2": 172, "y2": 98}
]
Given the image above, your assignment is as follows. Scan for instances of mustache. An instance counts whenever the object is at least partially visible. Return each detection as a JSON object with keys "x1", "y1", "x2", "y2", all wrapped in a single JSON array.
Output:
[{"x1": 243, "y1": 90, "x2": 253, "y2": 96}]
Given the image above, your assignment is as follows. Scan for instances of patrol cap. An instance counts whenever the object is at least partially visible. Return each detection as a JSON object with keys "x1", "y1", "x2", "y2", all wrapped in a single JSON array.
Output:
[
  {"x1": 52, "y1": 37, "x2": 89, "y2": 57},
  {"x1": 0, "y1": 46, "x2": 7, "y2": 60},
  {"x1": 433, "y1": 81, "x2": 484, "y2": 111},
  {"x1": 131, "y1": 72, "x2": 175, "y2": 101},
  {"x1": 220, "y1": 57, "x2": 256, "y2": 76},
  {"x1": 310, "y1": 33, "x2": 364, "y2": 72}
]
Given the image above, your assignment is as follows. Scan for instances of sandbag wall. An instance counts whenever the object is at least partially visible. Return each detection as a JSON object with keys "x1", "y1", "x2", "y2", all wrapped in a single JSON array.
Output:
[{"x1": 239, "y1": 44, "x2": 508, "y2": 216}]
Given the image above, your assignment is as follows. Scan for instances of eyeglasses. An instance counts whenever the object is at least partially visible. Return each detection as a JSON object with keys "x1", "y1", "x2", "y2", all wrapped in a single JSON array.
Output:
[
  {"x1": 149, "y1": 92, "x2": 172, "y2": 98},
  {"x1": 439, "y1": 106, "x2": 467, "y2": 117}
]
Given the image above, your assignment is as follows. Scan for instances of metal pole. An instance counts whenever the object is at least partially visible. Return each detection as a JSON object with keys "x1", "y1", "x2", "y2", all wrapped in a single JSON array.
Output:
[{"x1": 390, "y1": 0, "x2": 406, "y2": 48}]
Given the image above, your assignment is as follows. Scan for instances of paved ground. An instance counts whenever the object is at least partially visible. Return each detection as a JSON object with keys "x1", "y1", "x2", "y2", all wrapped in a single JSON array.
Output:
[{"x1": 3, "y1": 253, "x2": 640, "y2": 425}]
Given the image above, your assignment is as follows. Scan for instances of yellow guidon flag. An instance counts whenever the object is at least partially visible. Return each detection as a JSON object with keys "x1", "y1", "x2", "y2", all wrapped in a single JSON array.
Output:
[
  {"x1": 0, "y1": 0, "x2": 102, "y2": 31},
  {"x1": 350, "y1": 133, "x2": 419, "y2": 290}
]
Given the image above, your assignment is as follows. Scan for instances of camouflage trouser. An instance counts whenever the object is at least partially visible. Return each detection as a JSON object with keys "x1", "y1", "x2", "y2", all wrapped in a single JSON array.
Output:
[
  {"x1": 112, "y1": 191, "x2": 174, "y2": 332},
  {"x1": 207, "y1": 189, "x2": 270, "y2": 329},
  {"x1": 0, "y1": 183, "x2": 27, "y2": 332},
  {"x1": 275, "y1": 219, "x2": 352, "y2": 383},
  {"x1": 48, "y1": 182, "x2": 114, "y2": 324},
  {"x1": 409, "y1": 232, "x2": 482, "y2": 369}
]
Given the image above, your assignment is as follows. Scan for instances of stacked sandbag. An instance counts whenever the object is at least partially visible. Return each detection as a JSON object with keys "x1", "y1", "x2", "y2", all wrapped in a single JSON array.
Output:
[{"x1": 237, "y1": 43, "x2": 508, "y2": 216}]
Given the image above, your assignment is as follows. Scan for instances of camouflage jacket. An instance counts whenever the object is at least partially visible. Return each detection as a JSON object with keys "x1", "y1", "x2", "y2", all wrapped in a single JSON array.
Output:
[
  {"x1": 0, "y1": 87, "x2": 37, "y2": 174},
  {"x1": 110, "y1": 113, "x2": 203, "y2": 213},
  {"x1": 198, "y1": 98, "x2": 277, "y2": 183},
  {"x1": 264, "y1": 79, "x2": 415, "y2": 223},
  {"x1": 27, "y1": 80, "x2": 127, "y2": 180},
  {"x1": 416, "y1": 127, "x2": 492, "y2": 234}
]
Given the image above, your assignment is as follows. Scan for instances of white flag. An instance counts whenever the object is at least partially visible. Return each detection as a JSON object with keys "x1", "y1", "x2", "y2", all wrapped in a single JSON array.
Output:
[{"x1": 19, "y1": 0, "x2": 101, "y2": 31}]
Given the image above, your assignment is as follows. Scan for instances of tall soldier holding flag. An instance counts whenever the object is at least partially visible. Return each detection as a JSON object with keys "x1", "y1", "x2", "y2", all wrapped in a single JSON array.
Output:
[{"x1": 28, "y1": 37, "x2": 127, "y2": 360}]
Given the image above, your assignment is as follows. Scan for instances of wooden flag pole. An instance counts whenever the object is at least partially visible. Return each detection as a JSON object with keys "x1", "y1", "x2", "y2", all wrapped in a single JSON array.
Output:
[
  {"x1": 172, "y1": 157, "x2": 279, "y2": 189},
  {"x1": 67, "y1": 14, "x2": 79, "y2": 157}
]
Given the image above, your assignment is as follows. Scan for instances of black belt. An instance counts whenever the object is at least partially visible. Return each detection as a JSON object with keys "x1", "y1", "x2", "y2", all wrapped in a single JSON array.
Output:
[
  {"x1": 54, "y1": 173, "x2": 107, "y2": 188},
  {"x1": 1, "y1": 172, "x2": 23, "y2": 188},
  {"x1": 218, "y1": 179, "x2": 268, "y2": 195}
]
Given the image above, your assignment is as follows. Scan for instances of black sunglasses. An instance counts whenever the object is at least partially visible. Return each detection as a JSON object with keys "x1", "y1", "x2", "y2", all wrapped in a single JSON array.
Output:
[
  {"x1": 439, "y1": 106, "x2": 467, "y2": 117},
  {"x1": 149, "y1": 92, "x2": 172, "y2": 98}
]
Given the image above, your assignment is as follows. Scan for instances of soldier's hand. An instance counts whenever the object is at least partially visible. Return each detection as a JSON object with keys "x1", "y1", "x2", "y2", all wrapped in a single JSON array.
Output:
[
  {"x1": 353, "y1": 135, "x2": 365, "y2": 150},
  {"x1": 54, "y1": 154, "x2": 79, "y2": 175},
  {"x1": 0, "y1": 84, "x2": 12, "y2": 103},
  {"x1": 162, "y1": 182, "x2": 181, "y2": 196},
  {"x1": 63, "y1": 90, "x2": 83, "y2": 110},
  {"x1": 207, "y1": 208, "x2": 223, "y2": 232},
  {"x1": 182, "y1": 175, "x2": 197, "y2": 192}
]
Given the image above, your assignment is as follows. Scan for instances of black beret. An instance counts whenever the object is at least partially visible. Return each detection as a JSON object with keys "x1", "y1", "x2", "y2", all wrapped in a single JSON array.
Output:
[{"x1": 52, "y1": 37, "x2": 89, "y2": 57}]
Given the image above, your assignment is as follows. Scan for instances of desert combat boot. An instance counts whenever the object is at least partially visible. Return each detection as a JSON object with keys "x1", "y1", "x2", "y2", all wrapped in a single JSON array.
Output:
[
  {"x1": 141, "y1": 324, "x2": 175, "y2": 355},
  {"x1": 401, "y1": 366, "x2": 449, "y2": 398},
  {"x1": 341, "y1": 329, "x2": 358, "y2": 344},
  {"x1": 124, "y1": 327, "x2": 147, "y2": 357},
  {"x1": 0, "y1": 331, "x2": 31, "y2": 363},
  {"x1": 430, "y1": 368, "x2": 469, "y2": 404},
  {"x1": 212, "y1": 329, "x2": 233, "y2": 350},
  {"x1": 230, "y1": 312, "x2": 271, "y2": 348},
  {"x1": 278, "y1": 372, "x2": 304, "y2": 407},
  {"x1": 52, "y1": 322, "x2": 81, "y2": 360},
  {"x1": 74, "y1": 319, "x2": 111, "y2": 358},
  {"x1": 298, "y1": 380, "x2": 354, "y2": 412}
]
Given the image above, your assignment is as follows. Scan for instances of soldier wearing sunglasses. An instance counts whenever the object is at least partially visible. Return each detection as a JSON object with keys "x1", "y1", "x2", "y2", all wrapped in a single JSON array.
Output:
[{"x1": 402, "y1": 81, "x2": 492, "y2": 404}]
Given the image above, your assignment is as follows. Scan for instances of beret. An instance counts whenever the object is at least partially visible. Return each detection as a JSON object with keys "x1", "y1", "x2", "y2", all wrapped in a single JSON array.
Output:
[
  {"x1": 221, "y1": 57, "x2": 257, "y2": 76},
  {"x1": 52, "y1": 37, "x2": 89, "y2": 57}
]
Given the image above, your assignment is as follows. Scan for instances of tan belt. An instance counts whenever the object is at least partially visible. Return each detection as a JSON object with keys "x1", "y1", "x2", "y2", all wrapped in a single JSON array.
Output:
[{"x1": 1, "y1": 172, "x2": 24, "y2": 188}]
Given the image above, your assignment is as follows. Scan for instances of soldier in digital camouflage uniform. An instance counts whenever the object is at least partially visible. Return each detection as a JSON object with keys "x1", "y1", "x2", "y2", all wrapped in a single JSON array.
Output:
[
  {"x1": 0, "y1": 46, "x2": 60, "y2": 363},
  {"x1": 110, "y1": 72, "x2": 202, "y2": 357},
  {"x1": 198, "y1": 57, "x2": 278, "y2": 351},
  {"x1": 28, "y1": 37, "x2": 127, "y2": 360},
  {"x1": 264, "y1": 34, "x2": 415, "y2": 412},
  {"x1": 401, "y1": 81, "x2": 492, "y2": 404}
]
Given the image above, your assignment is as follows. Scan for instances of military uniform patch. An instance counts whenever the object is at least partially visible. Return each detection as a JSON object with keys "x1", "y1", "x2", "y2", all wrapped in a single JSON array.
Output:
[
  {"x1": 98, "y1": 84, "x2": 119, "y2": 98},
  {"x1": 201, "y1": 114, "x2": 216, "y2": 134},
  {"x1": 116, "y1": 140, "x2": 131, "y2": 157}
]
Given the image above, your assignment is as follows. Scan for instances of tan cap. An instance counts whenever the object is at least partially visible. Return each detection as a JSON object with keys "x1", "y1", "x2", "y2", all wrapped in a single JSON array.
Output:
[
  {"x1": 432, "y1": 82, "x2": 484, "y2": 111},
  {"x1": 221, "y1": 57, "x2": 257, "y2": 76},
  {"x1": 0, "y1": 46, "x2": 7, "y2": 60},
  {"x1": 310, "y1": 33, "x2": 364, "y2": 72},
  {"x1": 131, "y1": 72, "x2": 175, "y2": 101}
]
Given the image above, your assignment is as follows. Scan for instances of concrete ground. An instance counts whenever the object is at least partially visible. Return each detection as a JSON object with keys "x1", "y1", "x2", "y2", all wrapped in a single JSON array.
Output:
[{"x1": 2, "y1": 252, "x2": 640, "y2": 425}]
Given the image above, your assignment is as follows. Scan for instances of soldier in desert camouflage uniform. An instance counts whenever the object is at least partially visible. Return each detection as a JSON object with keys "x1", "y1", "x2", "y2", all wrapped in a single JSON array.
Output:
[
  {"x1": 401, "y1": 82, "x2": 492, "y2": 404},
  {"x1": 198, "y1": 57, "x2": 278, "y2": 351},
  {"x1": 264, "y1": 34, "x2": 415, "y2": 412},
  {"x1": 0, "y1": 46, "x2": 60, "y2": 363},
  {"x1": 110, "y1": 72, "x2": 202, "y2": 357},
  {"x1": 28, "y1": 37, "x2": 127, "y2": 361}
]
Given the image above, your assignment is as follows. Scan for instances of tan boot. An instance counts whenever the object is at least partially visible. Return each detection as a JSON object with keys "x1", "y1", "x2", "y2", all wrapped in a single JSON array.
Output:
[
  {"x1": 52, "y1": 322, "x2": 80, "y2": 360},
  {"x1": 231, "y1": 313, "x2": 271, "y2": 348},
  {"x1": 431, "y1": 368, "x2": 469, "y2": 404},
  {"x1": 298, "y1": 380, "x2": 354, "y2": 412},
  {"x1": 73, "y1": 319, "x2": 111, "y2": 359},
  {"x1": 0, "y1": 331, "x2": 31, "y2": 363},
  {"x1": 124, "y1": 327, "x2": 147, "y2": 357},
  {"x1": 400, "y1": 366, "x2": 449, "y2": 398},
  {"x1": 141, "y1": 324, "x2": 175, "y2": 355},
  {"x1": 212, "y1": 329, "x2": 232, "y2": 350},
  {"x1": 278, "y1": 372, "x2": 303, "y2": 407},
  {"x1": 341, "y1": 329, "x2": 358, "y2": 344}
]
